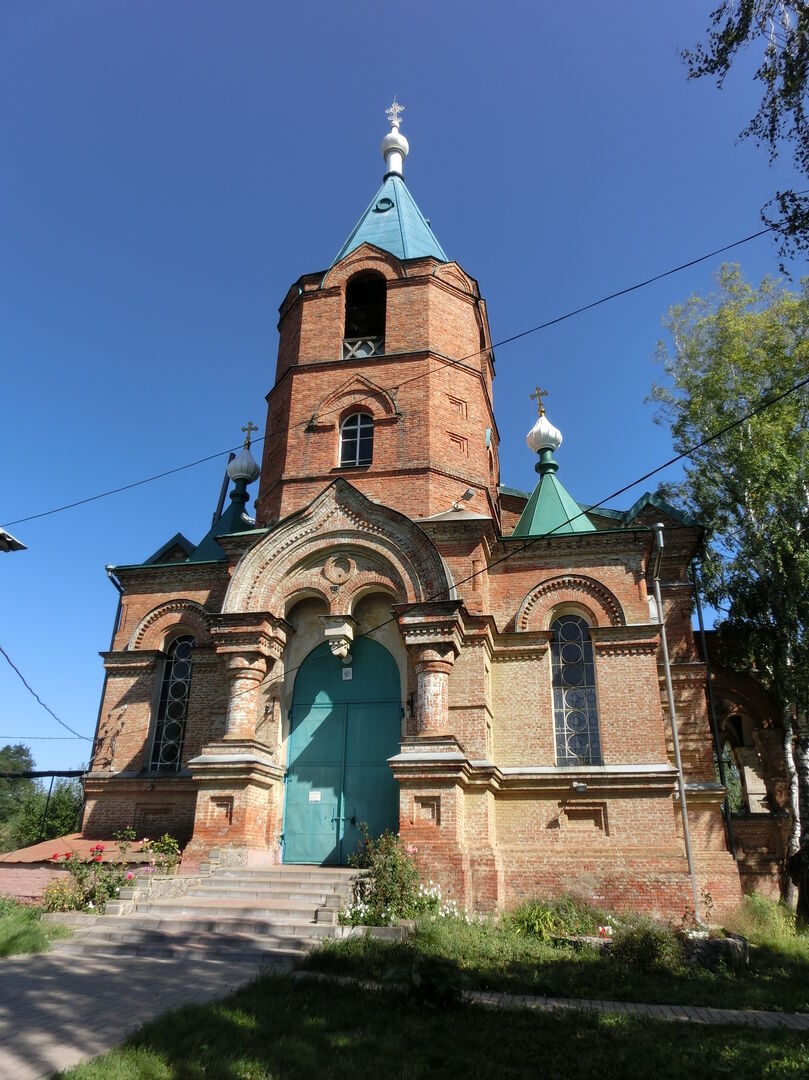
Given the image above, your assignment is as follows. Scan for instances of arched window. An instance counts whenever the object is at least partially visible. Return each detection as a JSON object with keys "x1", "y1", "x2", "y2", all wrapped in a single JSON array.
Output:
[
  {"x1": 343, "y1": 272, "x2": 386, "y2": 358},
  {"x1": 550, "y1": 615, "x2": 602, "y2": 766},
  {"x1": 339, "y1": 412, "x2": 374, "y2": 467},
  {"x1": 150, "y1": 635, "x2": 195, "y2": 772}
]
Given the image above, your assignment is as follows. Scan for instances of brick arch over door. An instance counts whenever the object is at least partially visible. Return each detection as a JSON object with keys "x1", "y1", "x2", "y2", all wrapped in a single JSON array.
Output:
[
  {"x1": 223, "y1": 478, "x2": 450, "y2": 616},
  {"x1": 516, "y1": 575, "x2": 625, "y2": 631},
  {"x1": 128, "y1": 599, "x2": 212, "y2": 650}
]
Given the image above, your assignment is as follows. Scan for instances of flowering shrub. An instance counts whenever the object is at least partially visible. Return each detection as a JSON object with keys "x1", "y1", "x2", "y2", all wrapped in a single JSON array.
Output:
[
  {"x1": 140, "y1": 833, "x2": 181, "y2": 874},
  {"x1": 43, "y1": 845, "x2": 128, "y2": 913},
  {"x1": 341, "y1": 826, "x2": 463, "y2": 926},
  {"x1": 41, "y1": 876, "x2": 83, "y2": 913}
]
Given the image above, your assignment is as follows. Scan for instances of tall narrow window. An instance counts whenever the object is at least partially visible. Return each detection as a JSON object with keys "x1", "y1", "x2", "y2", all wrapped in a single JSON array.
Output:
[
  {"x1": 343, "y1": 272, "x2": 385, "y2": 358},
  {"x1": 550, "y1": 615, "x2": 602, "y2": 766},
  {"x1": 339, "y1": 412, "x2": 374, "y2": 467},
  {"x1": 150, "y1": 635, "x2": 195, "y2": 772}
]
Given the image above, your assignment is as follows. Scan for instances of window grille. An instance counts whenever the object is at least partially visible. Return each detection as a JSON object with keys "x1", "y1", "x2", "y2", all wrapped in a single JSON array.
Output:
[
  {"x1": 339, "y1": 412, "x2": 374, "y2": 467},
  {"x1": 550, "y1": 615, "x2": 602, "y2": 766},
  {"x1": 150, "y1": 635, "x2": 195, "y2": 772}
]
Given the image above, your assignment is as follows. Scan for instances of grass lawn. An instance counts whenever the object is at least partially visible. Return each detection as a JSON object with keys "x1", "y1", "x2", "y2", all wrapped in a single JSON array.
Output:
[
  {"x1": 59, "y1": 972, "x2": 809, "y2": 1080},
  {"x1": 303, "y1": 911, "x2": 809, "y2": 1013},
  {"x1": 0, "y1": 895, "x2": 70, "y2": 957}
]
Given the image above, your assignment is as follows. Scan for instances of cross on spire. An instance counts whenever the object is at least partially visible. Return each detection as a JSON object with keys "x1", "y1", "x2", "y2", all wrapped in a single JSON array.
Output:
[
  {"x1": 241, "y1": 421, "x2": 259, "y2": 449},
  {"x1": 529, "y1": 386, "x2": 548, "y2": 416},
  {"x1": 385, "y1": 97, "x2": 405, "y2": 129}
]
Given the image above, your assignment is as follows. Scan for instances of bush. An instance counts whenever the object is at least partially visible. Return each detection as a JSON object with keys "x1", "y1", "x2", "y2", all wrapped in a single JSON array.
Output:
[
  {"x1": 510, "y1": 894, "x2": 612, "y2": 940},
  {"x1": 725, "y1": 892, "x2": 803, "y2": 948},
  {"x1": 43, "y1": 842, "x2": 129, "y2": 913},
  {"x1": 41, "y1": 876, "x2": 83, "y2": 913},
  {"x1": 141, "y1": 833, "x2": 181, "y2": 873},
  {"x1": 342, "y1": 827, "x2": 461, "y2": 925},
  {"x1": 611, "y1": 918, "x2": 684, "y2": 973}
]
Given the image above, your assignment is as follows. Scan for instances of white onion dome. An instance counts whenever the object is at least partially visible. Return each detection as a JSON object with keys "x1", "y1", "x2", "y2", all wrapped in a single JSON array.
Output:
[
  {"x1": 381, "y1": 126, "x2": 409, "y2": 165},
  {"x1": 227, "y1": 446, "x2": 261, "y2": 484},
  {"x1": 526, "y1": 412, "x2": 563, "y2": 454}
]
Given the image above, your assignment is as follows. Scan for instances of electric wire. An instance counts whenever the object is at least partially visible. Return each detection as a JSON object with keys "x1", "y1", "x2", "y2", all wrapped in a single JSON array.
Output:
[
  {"x1": 239, "y1": 368, "x2": 809, "y2": 694},
  {"x1": 1, "y1": 225, "x2": 776, "y2": 530},
  {"x1": 0, "y1": 645, "x2": 93, "y2": 741}
]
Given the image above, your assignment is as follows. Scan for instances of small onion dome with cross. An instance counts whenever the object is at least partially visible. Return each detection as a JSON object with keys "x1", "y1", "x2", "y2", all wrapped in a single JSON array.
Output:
[
  {"x1": 381, "y1": 97, "x2": 409, "y2": 177},
  {"x1": 526, "y1": 385, "x2": 563, "y2": 455},
  {"x1": 227, "y1": 421, "x2": 261, "y2": 484},
  {"x1": 512, "y1": 387, "x2": 595, "y2": 537}
]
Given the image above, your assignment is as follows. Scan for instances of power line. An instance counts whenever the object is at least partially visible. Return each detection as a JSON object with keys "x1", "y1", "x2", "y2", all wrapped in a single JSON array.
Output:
[
  {"x1": 0, "y1": 735, "x2": 87, "y2": 741},
  {"x1": 1, "y1": 225, "x2": 775, "y2": 531},
  {"x1": 0, "y1": 645, "x2": 92, "y2": 741},
  {"x1": 241, "y1": 368, "x2": 809, "y2": 693}
]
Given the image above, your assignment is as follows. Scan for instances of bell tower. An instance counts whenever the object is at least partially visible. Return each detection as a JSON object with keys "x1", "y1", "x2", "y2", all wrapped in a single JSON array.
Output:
[{"x1": 255, "y1": 102, "x2": 500, "y2": 528}]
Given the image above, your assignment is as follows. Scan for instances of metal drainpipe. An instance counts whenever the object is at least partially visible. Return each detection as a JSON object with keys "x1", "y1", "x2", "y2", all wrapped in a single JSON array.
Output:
[
  {"x1": 652, "y1": 523, "x2": 702, "y2": 925},
  {"x1": 691, "y1": 561, "x2": 737, "y2": 860}
]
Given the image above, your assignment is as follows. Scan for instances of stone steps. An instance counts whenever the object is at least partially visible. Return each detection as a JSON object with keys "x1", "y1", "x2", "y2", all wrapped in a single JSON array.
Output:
[
  {"x1": 185, "y1": 883, "x2": 346, "y2": 904},
  {"x1": 49, "y1": 865, "x2": 359, "y2": 961}
]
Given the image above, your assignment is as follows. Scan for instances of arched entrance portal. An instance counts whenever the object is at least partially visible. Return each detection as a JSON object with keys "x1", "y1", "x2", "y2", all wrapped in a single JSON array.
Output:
[{"x1": 283, "y1": 637, "x2": 401, "y2": 864}]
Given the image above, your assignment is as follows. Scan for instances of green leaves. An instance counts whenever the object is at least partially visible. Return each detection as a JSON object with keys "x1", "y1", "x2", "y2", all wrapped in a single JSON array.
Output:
[{"x1": 652, "y1": 265, "x2": 809, "y2": 714}]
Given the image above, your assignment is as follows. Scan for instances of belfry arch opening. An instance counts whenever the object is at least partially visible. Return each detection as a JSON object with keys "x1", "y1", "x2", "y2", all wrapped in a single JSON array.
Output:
[{"x1": 343, "y1": 272, "x2": 386, "y2": 358}]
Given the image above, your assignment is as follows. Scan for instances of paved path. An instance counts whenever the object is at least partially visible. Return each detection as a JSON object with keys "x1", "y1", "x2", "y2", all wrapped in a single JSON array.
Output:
[
  {"x1": 294, "y1": 970, "x2": 809, "y2": 1031},
  {"x1": 0, "y1": 950, "x2": 275, "y2": 1079},
  {"x1": 4, "y1": 953, "x2": 809, "y2": 1080}
]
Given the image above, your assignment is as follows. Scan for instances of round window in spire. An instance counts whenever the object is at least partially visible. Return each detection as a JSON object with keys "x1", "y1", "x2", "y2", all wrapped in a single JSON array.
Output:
[{"x1": 374, "y1": 197, "x2": 394, "y2": 213}]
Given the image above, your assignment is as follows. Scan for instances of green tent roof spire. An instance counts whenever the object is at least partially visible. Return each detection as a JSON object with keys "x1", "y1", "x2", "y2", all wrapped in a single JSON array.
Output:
[
  {"x1": 332, "y1": 100, "x2": 447, "y2": 266},
  {"x1": 512, "y1": 400, "x2": 596, "y2": 538}
]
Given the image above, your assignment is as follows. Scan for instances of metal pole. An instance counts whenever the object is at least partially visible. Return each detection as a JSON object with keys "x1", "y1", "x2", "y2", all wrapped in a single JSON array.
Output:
[
  {"x1": 37, "y1": 774, "x2": 55, "y2": 842},
  {"x1": 691, "y1": 561, "x2": 737, "y2": 860},
  {"x1": 653, "y1": 523, "x2": 702, "y2": 924}
]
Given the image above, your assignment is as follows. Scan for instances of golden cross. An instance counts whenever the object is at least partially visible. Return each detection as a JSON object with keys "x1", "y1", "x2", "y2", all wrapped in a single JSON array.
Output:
[
  {"x1": 241, "y1": 421, "x2": 259, "y2": 449},
  {"x1": 529, "y1": 386, "x2": 548, "y2": 416}
]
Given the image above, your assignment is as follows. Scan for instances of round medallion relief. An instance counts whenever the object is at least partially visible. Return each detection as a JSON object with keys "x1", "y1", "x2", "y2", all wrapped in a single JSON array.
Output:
[{"x1": 323, "y1": 554, "x2": 355, "y2": 585}]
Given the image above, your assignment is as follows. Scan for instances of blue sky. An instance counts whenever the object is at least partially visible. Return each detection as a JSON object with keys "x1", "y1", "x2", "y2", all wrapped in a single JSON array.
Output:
[{"x1": 0, "y1": 2, "x2": 802, "y2": 770}]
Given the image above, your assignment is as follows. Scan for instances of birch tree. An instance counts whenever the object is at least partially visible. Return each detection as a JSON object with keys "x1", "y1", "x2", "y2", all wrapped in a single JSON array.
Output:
[{"x1": 651, "y1": 265, "x2": 809, "y2": 907}]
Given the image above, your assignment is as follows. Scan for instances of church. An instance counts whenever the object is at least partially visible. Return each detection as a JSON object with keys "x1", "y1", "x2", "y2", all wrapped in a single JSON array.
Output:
[{"x1": 81, "y1": 102, "x2": 753, "y2": 918}]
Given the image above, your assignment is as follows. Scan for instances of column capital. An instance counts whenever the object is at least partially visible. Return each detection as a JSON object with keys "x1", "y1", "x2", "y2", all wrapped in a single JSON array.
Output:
[
  {"x1": 210, "y1": 612, "x2": 292, "y2": 664},
  {"x1": 394, "y1": 600, "x2": 464, "y2": 661}
]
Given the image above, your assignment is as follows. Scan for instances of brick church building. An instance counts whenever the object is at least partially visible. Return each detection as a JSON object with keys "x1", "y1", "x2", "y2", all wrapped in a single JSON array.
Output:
[{"x1": 82, "y1": 103, "x2": 756, "y2": 917}]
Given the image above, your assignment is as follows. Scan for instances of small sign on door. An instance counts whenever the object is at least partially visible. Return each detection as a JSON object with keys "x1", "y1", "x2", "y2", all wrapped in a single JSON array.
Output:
[
  {"x1": 308, "y1": 790, "x2": 322, "y2": 802},
  {"x1": 342, "y1": 667, "x2": 353, "y2": 680}
]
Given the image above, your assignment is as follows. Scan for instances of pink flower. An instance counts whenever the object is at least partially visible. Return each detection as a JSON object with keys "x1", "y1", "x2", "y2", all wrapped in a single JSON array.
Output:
[
  {"x1": 126, "y1": 871, "x2": 134, "y2": 880},
  {"x1": 406, "y1": 845, "x2": 418, "y2": 855}
]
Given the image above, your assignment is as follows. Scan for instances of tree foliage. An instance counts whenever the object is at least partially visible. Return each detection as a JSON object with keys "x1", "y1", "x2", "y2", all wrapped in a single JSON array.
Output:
[
  {"x1": 0, "y1": 743, "x2": 35, "y2": 824},
  {"x1": 685, "y1": 2, "x2": 809, "y2": 259},
  {"x1": 651, "y1": 266, "x2": 809, "y2": 875},
  {"x1": 9, "y1": 779, "x2": 83, "y2": 851}
]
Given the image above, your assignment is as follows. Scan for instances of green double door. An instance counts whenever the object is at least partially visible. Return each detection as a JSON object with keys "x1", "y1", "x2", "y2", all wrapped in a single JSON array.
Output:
[{"x1": 283, "y1": 638, "x2": 401, "y2": 865}]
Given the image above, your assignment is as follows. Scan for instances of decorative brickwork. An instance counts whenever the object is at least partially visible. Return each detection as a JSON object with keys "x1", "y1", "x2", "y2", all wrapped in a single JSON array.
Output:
[{"x1": 80, "y1": 152, "x2": 771, "y2": 921}]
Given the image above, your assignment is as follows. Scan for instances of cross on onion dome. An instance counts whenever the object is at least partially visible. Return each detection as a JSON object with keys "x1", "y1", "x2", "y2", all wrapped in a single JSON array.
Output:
[
  {"x1": 529, "y1": 386, "x2": 548, "y2": 416},
  {"x1": 385, "y1": 98, "x2": 405, "y2": 128},
  {"x1": 241, "y1": 421, "x2": 259, "y2": 449}
]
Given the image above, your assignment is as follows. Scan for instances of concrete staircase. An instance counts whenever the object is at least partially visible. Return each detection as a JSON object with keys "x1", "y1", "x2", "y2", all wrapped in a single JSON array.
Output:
[{"x1": 49, "y1": 865, "x2": 358, "y2": 966}]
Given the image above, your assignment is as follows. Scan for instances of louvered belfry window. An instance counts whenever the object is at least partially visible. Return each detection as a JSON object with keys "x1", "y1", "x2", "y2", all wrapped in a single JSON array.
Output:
[
  {"x1": 550, "y1": 615, "x2": 602, "y2": 766},
  {"x1": 150, "y1": 635, "x2": 195, "y2": 772}
]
